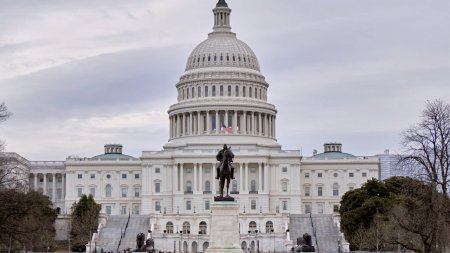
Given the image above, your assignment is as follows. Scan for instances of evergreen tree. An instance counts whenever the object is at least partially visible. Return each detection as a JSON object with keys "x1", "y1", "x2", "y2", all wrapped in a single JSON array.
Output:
[{"x1": 70, "y1": 194, "x2": 101, "y2": 252}]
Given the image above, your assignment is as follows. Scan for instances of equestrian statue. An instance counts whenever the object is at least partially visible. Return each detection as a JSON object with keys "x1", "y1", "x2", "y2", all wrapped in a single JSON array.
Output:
[{"x1": 214, "y1": 144, "x2": 235, "y2": 201}]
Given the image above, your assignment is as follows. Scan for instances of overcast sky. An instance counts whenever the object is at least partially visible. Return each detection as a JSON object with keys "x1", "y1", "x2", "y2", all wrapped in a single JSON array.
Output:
[{"x1": 1, "y1": 0, "x2": 450, "y2": 160}]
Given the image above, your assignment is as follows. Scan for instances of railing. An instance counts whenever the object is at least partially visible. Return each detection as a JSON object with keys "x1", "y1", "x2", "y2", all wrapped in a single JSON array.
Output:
[
  {"x1": 309, "y1": 213, "x2": 320, "y2": 253},
  {"x1": 249, "y1": 190, "x2": 259, "y2": 194},
  {"x1": 203, "y1": 191, "x2": 212, "y2": 194},
  {"x1": 116, "y1": 213, "x2": 131, "y2": 253}
]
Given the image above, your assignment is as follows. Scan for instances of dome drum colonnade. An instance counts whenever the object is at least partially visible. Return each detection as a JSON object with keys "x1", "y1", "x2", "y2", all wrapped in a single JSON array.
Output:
[{"x1": 168, "y1": 1, "x2": 277, "y2": 141}]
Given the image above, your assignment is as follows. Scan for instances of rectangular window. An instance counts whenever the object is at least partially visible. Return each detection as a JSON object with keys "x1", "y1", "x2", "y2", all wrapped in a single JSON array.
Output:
[
  {"x1": 282, "y1": 167, "x2": 287, "y2": 173},
  {"x1": 318, "y1": 186, "x2": 323, "y2": 197},
  {"x1": 155, "y1": 201, "x2": 161, "y2": 211},
  {"x1": 305, "y1": 187, "x2": 310, "y2": 197},
  {"x1": 333, "y1": 204, "x2": 340, "y2": 213},
  {"x1": 317, "y1": 203, "x2": 324, "y2": 214},
  {"x1": 155, "y1": 168, "x2": 160, "y2": 173},
  {"x1": 90, "y1": 187, "x2": 96, "y2": 197},
  {"x1": 362, "y1": 172, "x2": 367, "y2": 177},
  {"x1": 121, "y1": 206, "x2": 127, "y2": 215},
  {"x1": 90, "y1": 174, "x2": 95, "y2": 179},
  {"x1": 106, "y1": 206, "x2": 112, "y2": 215},
  {"x1": 349, "y1": 172, "x2": 354, "y2": 177},
  {"x1": 282, "y1": 182, "x2": 288, "y2": 192},
  {"x1": 318, "y1": 172, "x2": 322, "y2": 178},
  {"x1": 133, "y1": 205, "x2": 140, "y2": 215},
  {"x1": 121, "y1": 188, "x2": 127, "y2": 198},
  {"x1": 135, "y1": 174, "x2": 140, "y2": 179},
  {"x1": 304, "y1": 203, "x2": 312, "y2": 214},
  {"x1": 205, "y1": 200, "x2": 210, "y2": 210},
  {"x1": 305, "y1": 172, "x2": 310, "y2": 178},
  {"x1": 282, "y1": 201, "x2": 288, "y2": 211},
  {"x1": 78, "y1": 174, "x2": 82, "y2": 179},
  {"x1": 135, "y1": 187, "x2": 140, "y2": 198},
  {"x1": 155, "y1": 182, "x2": 161, "y2": 193},
  {"x1": 251, "y1": 200, "x2": 257, "y2": 210},
  {"x1": 77, "y1": 187, "x2": 83, "y2": 197},
  {"x1": 122, "y1": 173, "x2": 127, "y2": 179},
  {"x1": 57, "y1": 177, "x2": 62, "y2": 183},
  {"x1": 186, "y1": 200, "x2": 192, "y2": 210}
]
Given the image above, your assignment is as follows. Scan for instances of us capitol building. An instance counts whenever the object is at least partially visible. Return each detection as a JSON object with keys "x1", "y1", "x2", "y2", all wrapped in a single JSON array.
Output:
[{"x1": 9, "y1": 1, "x2": 381, "y2": 252}]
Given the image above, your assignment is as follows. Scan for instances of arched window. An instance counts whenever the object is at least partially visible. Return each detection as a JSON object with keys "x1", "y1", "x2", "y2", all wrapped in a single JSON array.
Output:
[
  {"x1": 186, "y1": 88, "x2": 189, "y2": 99},
  {"x1": 232, "y1": 180, "x2": 238, "y2": 192},
  {"x1": 182, "y1": 221, "x2": 190, "y2": 234},
  {"x1": 166, "y1": 222, "x2": 174, "y2": 234},
  {"x1": 205, "y1": 86, "x2": 209, "y2": 97},
  {"x1": 243, "y1": 86, "x2": 246, "y2": 97},
  {"x1": 192, "y1": 87, "x2": 195, "y2": 98},
  {"x1": 198, "y1": 86, "x2": 201, "y2": 97},
  {"x1": 235, "y1": 86, "x2": 239, "y2": 97},
  {"x1": 249, "y1": 221, "x2": 257, "y2": 233},
  {"x1": 333, "y1": 183, "x2": 339, "y2": 196},
  {"x1": 249, "y1": 87, "x2": 252, "y2": 97},
  {"x1": 212, "y1": 86, "x2": 216, "y2": 96},
  {"x1": 199, "y1": 221, "x2": 207, "y2": 234},
  {"x1": 186, "y1": 181, "x2": 192, "y2": 193},
  {"x1": 265, "y1": 221, "x2": 274, "y2": 233},
  {"x1": 228, "y1": 85, "x2": 231, "y2": 96},
  {"x1": 105, "y1": 184, "x2": 112, "y2": 198},
  {"x1": 205, "y1": 181, "x2": 211, "y2": 192},
  {"x1": 220, "y1": 85, "x2": 224, "y2": 96},
  {"x1": 251, "y1": 180, "x2": 257, "y2": 192}
]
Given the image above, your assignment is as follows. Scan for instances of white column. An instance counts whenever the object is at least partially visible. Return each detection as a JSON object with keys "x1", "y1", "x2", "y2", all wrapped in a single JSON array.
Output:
[
  {"x1": 273, "y1": 116, "x2": 276, "y2": 138},
  {"x1": 252, "y1": 112, "x2": 256, "y2": 135},
  {"x1": 258, "y1": 163, "x2": 262, "y2": 192},
  {"x1": 225, "y1": 110, "x2": 229, "y2": 129},
  {"x1": 177, "y1": 114, "x2": 181, "y2": 137},
  {"x1": 43, "y1": 173, "x2": 47, "y2": 196},
  {"x1": 207, "y1": 111, "x2": 211, "y2": 134},
  {"x1": 173, "y1": 165, "x2": 178, "y2": 193},
  {"x1": 264, "y1": 164, "x2": 269, "y2": 193},
  {"x1": 199, "y1": 163, "x2": 203, "y2": 192},
  {"x1": 239, "y1": 164, "x2": 243, "y2": 192},
  {"x1": 197, "y1": 111, "x2": 202, "y2": 135},
  {"x1": 215, "y1": 111, "x2": 219, "y2": 134},
  {"x1": 194, "y1": 163, "x2": 198, "y2": 193},
  {"x1": 180, "y1": 164, "x2": 184, "y2": 193},
  {"x1": 243, "y1": 111, "x2": 247, "y2": 134},
  {"x1": 34, "y1": 173, "x2": 38, "y2": 191},
  {"x1": 62, "y1": 174, "x2": 66, "y2": 200},
  {"x1": 233, "y1": 111, "x2": 238, "y2": 134},
  {"x1": 52, "y1": 173, "x2": 56, "y2": 202},
  {"x1": 258, "y1": 113, "x2": 262, "y2": 136},
  {"x1": 244, "y1": 163, "x2": 249, "y2": 192},
  {"x1": 212, "y1": 163, "x2": 216, "y2": 194},
  {"x1": 182, "y1": 114, "x2": 186, "y2": 136}
]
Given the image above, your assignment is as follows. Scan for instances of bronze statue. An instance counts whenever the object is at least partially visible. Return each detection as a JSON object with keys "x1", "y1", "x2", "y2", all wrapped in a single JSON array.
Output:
[
  {"x1": 292, "y1": 233, "x2": 315, "y2": 252},
  {"x1": 215, "y1": 144, "x2": 234, "y2": 201},
  {"x1": 132, "y1": 233, "x2": 147, "y2": 252}
]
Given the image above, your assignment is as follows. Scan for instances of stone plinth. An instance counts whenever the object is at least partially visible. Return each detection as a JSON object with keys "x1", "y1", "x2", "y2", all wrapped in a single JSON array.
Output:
[{"x1": 205, "y1": 201, "x2": 244, "y2": 253}]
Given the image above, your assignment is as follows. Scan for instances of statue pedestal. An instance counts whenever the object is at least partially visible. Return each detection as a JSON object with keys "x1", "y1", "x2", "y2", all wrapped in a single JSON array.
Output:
[{"x1": 205, "y1": 201, "x2": 244, "y2": 253}]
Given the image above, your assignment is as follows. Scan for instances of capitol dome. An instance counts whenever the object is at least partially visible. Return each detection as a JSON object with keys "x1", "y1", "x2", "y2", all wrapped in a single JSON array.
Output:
[
  {"x1": 185, "y1": 34, "x2": 261, "y2": 71},
  {"x1": 166, "y1": 0, "x2": 279, "y2": 148}
]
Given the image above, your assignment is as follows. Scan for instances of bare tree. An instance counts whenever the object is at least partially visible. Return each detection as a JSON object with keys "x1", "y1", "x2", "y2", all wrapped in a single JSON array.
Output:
[
  {"x1": 0, "y1": 102, "x2": 10, "y2": 124},
  {"x1": 401, "y1": 99, "x2": 450, "y2": 195}
]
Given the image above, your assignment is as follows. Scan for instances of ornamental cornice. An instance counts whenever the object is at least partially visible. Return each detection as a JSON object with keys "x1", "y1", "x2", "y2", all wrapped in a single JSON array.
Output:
[
  {"x1": 168, "y1": 100, "x2": 277, "y2": 115},
  {"x1": 177, "y1": 78, "x2": 268, "y2": 89}
]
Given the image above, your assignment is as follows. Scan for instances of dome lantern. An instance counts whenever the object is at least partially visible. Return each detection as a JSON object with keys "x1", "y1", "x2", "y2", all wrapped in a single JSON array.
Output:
[{"x1": 212, "y1": 0, "x2": 232, "y2": 33}]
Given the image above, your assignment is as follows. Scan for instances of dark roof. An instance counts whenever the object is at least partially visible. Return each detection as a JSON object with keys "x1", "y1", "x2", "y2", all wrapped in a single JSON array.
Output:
[
  {"x1": 216, "y1": 0, "x2": 228, "y2": 7},
  {"x1": 312, "y1": 152, "x2": 357, "y2": 160},
  {"x1": 91, "y1": 153, "x2": 135, "y2": 160}
]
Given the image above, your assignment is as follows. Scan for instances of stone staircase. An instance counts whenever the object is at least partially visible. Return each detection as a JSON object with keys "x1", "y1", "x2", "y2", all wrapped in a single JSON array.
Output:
[
  {"x1": 118, "y1": 215, "x2": 150, "y2": 251},
  {"x1": 290, "y1": 214, "x2": 317, "y2": 247},
  {"x1": 96, "y1": 215, "x2": 129, "y2": 252},
  {"x1": 311, "y1": 214, "x2": 340, "y2": 253},
  {"x1": 290, "y1": 214, "x2": 340, "y2": 253}
]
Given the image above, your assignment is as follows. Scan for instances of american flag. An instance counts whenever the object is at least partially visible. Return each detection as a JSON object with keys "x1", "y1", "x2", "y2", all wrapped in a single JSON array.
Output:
[{"x1": 221, "y1": 122, "x2": 232, "y2": 133}]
